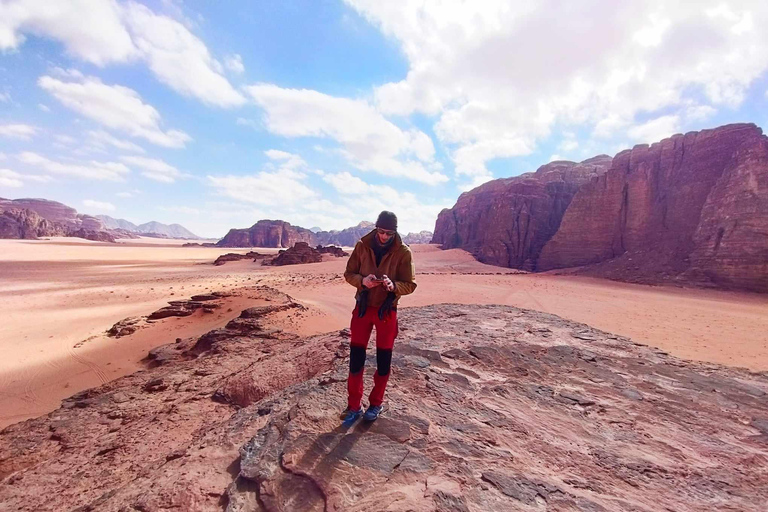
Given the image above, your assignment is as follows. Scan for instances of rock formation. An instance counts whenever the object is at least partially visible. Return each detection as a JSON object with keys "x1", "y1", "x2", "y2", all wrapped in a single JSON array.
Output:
[
  {"x1": 433, "y1": 123, "x2": 768, "y2": 292},
  {"x1": 0, "y1": 198, "x2": 122, "y2": 242},
  {"x1": 315, "y1": 245, "x2": 349, "y2": 257},
  {"x1": 1, "y1": 298, "x2": 767, "y2": 511},
  {"x1": 214, "y1": 252, "x2": 266, "y2": 266},
  {"x1": 537, "y1": 123, "x2": 768, "y2": 292},
  {"x1": 265, "y1": 242, "x2": 324, "y2": 266},
  {"x1": 217, "y1": 220, "x2": 315, "y2": 248},
  {"x1": 432, "y1": 156, "x2": 612, "y2": 270},
  {"x1": 0, "y1": 207, "x2": 67, "y2": 239}
]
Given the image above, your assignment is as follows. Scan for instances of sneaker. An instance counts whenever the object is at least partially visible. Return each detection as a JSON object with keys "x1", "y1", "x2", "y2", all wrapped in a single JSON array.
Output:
[
  {"x1": 363, "y1": 405, "x2": 383, "y2": 422},
  {"x1": 342, "y1": 408, "x2": 362, "y2": 428}
]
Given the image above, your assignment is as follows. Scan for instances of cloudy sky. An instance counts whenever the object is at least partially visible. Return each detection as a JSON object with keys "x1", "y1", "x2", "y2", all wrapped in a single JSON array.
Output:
[{"x1": 1, "y1": 0, "x2": 767, "y2": 237}]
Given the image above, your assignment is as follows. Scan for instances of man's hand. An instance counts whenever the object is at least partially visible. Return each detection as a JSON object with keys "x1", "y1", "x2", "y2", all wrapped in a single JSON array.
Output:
[
  {"x1": 381, "y1": 275, "x2": 395, "y2": 292},
  {"x1": 362, "y1": 274, "x2": 381, "y2": 289}
]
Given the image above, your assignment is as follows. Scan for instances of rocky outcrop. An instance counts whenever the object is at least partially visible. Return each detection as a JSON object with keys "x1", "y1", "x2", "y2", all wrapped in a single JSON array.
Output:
[
  {"x1": 0, "y1": 207, "x2": 67, "y2": 239},
  {"x1": 217, "y1": 220, "x2": 315, "y2": 248},
  {"x1": 432, "y1": 156, "x2": 612, "y2": 270},
  {"x1": 314, "y1": 221, "x2": 374, "y2": 247},
  {"x1": 0, "y1": 198, "x2": 121, "y2": 242},
  {"x1": 67, "y1": 228, "x2": 116, "y2": 243},
  {"x1": 1, "y1": 302, "x2": 767, "y2": 511},
  {"x1": 265, "y1": 242, "x2": 324, "y2": 266},
  {"x1": 214, "y1": 251, "x2": 266, "y2": 266},
  {"x1": 402, "y1": 230, "x2": 433, "y2": 244},
  {"x1": 315, "y1": 245, "x2": 349, "y2": 257},
  {"x1": 537, "y1": 123, "x2": 768, "y2": 292}
]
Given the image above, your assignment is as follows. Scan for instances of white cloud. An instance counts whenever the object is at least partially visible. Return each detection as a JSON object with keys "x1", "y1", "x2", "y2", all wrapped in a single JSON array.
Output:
[
  {"x1": 685, "y1": 104, "x2": 717, "y2": 122},
  {"x1": 82, "y1": 199, "x2": 116, "y2": 212},
  {"x1": 346, "y1": 0, "x2": 768, "y2": 175},
  {"x1": 0, "y1": 91, "x2": 10, "y2": 102},
  {"x1": 323, "y1": 171, "x2": 450, "y2": 233},
  {"x1": 121, "y1": 2, "x2": 245, "y2": 107},
  {"x1": 1, "y1": 0, "x2": 244, "y2": 108},
  {"x1": 120, "y1": 155, "x2": 184, "y2": 183},
  {"x1": 37, "y1": 103, "x2": 50, "y2": 112},
  {"x1": 264, "y1": 149, "x2": 307, "y2": 171},
  {"x1": 39, "y1": 74, "x2": 191, "y2": 148},
  {"x1": 87, "y1": 130, "x2": 145, "y2": 153},
  {"x1": 208, "y1": 167, "x2": 317, "y2": 207},
  {"x1": 627, "y1": 115, "x2": 681, "y2": 144},
  {"x1": 116, "y1": 188, "x2": 141, "y2": 198},
  {"x1": 245, "y1": 83, "x2": 448, "y2": 185},
  {"x1": 55, "y1": 134, "x2": 77, "y2": 145},
  {"x1": 0, "y1": 169, "x2": 24, "y2": 188},
  {"x1": 18, "y1": 151, "x2": 129, "y2": 181},
  {"x1": 236, "y1": 117, "x2": 259, "y2": 129},
  {"x1": 0, "y1": 0, "x2": 136, "y2": 64},
  {"x1": 0, "y1": 123, "x2": 38, "y2": 140},
  {"x1": 224, "y1": 53, "x2": 244, "y2": 74},
  {"x1": 0, "y1": 153, "x2": 6, "y2": 160}
]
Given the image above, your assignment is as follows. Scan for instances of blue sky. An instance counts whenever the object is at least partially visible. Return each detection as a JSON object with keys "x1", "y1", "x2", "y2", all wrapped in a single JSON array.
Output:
[{"x1": 1, "y1": 0, "x2": 767, "y2": 238}]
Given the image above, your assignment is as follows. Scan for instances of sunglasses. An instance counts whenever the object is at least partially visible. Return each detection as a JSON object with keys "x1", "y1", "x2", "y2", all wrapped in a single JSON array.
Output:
[{"x1": 376, "y1": 228, "x2": 395, "y2": 236}]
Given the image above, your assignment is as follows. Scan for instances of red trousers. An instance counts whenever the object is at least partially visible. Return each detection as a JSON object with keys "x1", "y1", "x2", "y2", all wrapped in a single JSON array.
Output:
[{"x1": 347, "y1": 306, "x2": 398, "y2": 410}]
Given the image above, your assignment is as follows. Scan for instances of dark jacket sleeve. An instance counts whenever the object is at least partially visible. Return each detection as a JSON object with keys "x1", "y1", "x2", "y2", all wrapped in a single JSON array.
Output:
[
  {"x1": 344, "y1": 241, "x2": 365, "y2": 290},
  {"x1": 394, "y1": 247, "x2": 416, "y2": 296}
]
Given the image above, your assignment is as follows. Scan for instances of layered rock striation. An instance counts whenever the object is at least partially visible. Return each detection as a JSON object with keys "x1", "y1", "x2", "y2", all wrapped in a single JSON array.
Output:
[
  {"x1": 433, "y1": 156, "x2": 612, "y2": 270},
  {"x1": 433, "y1": 123, "x2": 768, "y2": 292},
  {"x1": 217, "y1": 220, "x2": 315, "y2": 248},
  {"x1": 1, "y1": 300, "x2": 767, "y2": 511}
]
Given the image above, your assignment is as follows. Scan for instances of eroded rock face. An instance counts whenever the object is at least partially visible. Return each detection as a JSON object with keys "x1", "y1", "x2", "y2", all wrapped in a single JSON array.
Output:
[
  {"x1": 214, "y1": 251, "x2": 265, "y2": 266},
  {"x1": 0, "y1": 207, "x2": 67, "y2": 239},
  {"x1": 538, "y1": 124, "x2": 768, "y2": 293},
  {"x1": 1, "y1": 303, "x2": 766, "y2": 512},
  {"x1": 264, "y1": 242, "x2": 324, "y2": 266},
  {"x1": 217, "y1": 220, "x2": 315, "y2": 248},
  {"x1": 432, "y1": 156, "x2": 612, "y2": 270}
]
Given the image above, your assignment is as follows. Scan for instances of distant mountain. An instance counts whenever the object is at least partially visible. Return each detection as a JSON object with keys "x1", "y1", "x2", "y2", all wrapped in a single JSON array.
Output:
[
  {"x1": 402, "y1": 231, "x2": 433, "y2": 244},
  {"x1": 309, "y1": 226, "x2": 322, "y2": 233},
  {"x1": 97, "y1": 215, "x2": 201, "y2": 239},
  {"x1": 314, "y1": 221, "x2": 375, "y2": 247},
  {"x1": 97, "y1": 215, "x2": 139, "y2": 231}
]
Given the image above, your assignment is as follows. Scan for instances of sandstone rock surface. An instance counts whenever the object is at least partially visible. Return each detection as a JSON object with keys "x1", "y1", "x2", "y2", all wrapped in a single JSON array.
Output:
[
  {"x1": 538, "y1": 124, "x2": 768, "y2": 292},
  {"x1": 432, "y1": 156, "x2": 612, "y2": 270},
  {"x1": 217, "y1": 220, "x2": 315, "y2": 248},
  {"x1": 433, "y1": 123, "x2": 768, "y2": 292},
  {"x1": 0, "y1": 207, "x2": 66, "y2": 239},
  {"x1": 314, "y1": 221, "x2": 374, "y2": 247},
  {"x1": 265, "y1": 242, "x2": 324, "y2": 266},
  {"x1": 402, "y1": 230, "x2": 434, "y2": 244},
  {"x1": 2, "y1": 299, "x2": 766, "y2": 511},
  {"x1": 214, "y1": 251, "x2": 266, "y2": 266}
]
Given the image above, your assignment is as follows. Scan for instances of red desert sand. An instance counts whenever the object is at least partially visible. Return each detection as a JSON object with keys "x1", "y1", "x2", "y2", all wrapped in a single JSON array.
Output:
[{"x1": 1, "y1": 237, "x2": 766, "y2": 428}]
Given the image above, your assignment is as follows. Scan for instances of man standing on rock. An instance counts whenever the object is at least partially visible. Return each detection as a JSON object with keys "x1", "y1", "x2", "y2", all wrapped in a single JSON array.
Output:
[{"x1": 341, "y1": 210, "x2": 417, "y2": 426}]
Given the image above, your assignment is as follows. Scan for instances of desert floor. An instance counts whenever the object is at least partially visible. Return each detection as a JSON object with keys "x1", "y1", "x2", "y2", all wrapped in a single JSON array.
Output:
[{"x1": 1, "y1": 237, "x2": 766, "y2": 429}]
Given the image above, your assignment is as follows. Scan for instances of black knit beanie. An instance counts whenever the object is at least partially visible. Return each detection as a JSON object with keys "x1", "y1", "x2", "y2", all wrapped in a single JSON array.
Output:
[{"x1": 375, "y1": 211, "x2": 398, "y2": 231}]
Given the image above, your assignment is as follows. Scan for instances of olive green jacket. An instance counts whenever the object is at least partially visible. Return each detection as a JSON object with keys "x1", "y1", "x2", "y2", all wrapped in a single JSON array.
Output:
[{"x1": 344, "y1": 230, "x2": 417, "y2": 308}]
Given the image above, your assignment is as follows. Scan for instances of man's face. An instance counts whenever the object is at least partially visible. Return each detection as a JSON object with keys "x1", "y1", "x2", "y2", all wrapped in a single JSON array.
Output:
[{"x1": 376, "y1": 227, "x2": 395, "y2": 244}]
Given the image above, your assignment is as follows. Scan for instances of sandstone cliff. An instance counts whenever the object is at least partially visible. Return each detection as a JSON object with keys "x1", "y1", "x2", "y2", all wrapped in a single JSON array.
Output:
[
  {"x1": 537, "y1": 123, "x2": 768, "y2": 292},
  {"x1": 0, "y1": 207, "x2": 67, "y2": 239},
  {"x1": 1, "y1": 293, "x2": 766, "y2": 511},
  {"x1": 402, "y1": 230, "x2": 433, "y2": 244},
  {"x1": 217, "y1": 220, "x2": 316, "y2": 248},
  {"x1": 432, "y1": 156, "x2": 612, "y2": 270},
  {"x1": 433, "y1": 123, "x2": 768, "y2": 292}
]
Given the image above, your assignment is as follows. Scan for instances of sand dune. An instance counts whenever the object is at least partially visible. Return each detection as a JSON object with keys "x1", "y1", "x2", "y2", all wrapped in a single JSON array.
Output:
[{"x1": 0, "y1": 238, "x2": 766, "y2": 429}]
